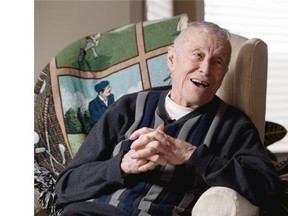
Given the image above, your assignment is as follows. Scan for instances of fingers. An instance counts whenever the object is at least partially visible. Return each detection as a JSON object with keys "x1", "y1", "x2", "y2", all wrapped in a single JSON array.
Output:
[
  {"x1": 122, "y1": 125, "x2": 173, "y2": 174},
  {"x1": 147, "y1": 154, "x2": 167, "y2": 166},
  {"x1": 130, "y1": 129, "x2": 170, "y2": 151},
  {"x1": 131, "y1": 140, "x2": 170, "y2": 158},
  {"x1": 123, "y1": 125, "x2": 196, "y2": 173},
  {"x1": 138, "y1": 161, "x2": 158, "y2": 172},
  {"x1": 156, "y1": 124, "x2": 165, "y2": 132},
  {"x1": 121, "y1": 149, "x2": 167, "y2": 175},
  {"x1": 129, "y1": 127, "x2": 154, "y2": 140},
  {"x1": 130, "y1": 144, "x2": 168, "y2": 172},
  {"x1": 130, "y1": 132, "x2": 155, "y2": 149},
  {"x1": 129, "y1": 124, "x2": 165, "y2": 140},
  {"x1": 121, "y1": 150, "x2": 149, "y2": 174},
  {"x1": 137, "y1": 154, "x2": 167, "y2": 172}
]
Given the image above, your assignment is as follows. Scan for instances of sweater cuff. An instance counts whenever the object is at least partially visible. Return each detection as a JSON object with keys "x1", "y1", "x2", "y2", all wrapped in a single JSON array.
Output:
[
  {"x1": 106, "y1": 150, "x2": 126, "y2": 185},
  {"x1": 187, "y1": 144, "x2": 214, "y2": 175}
]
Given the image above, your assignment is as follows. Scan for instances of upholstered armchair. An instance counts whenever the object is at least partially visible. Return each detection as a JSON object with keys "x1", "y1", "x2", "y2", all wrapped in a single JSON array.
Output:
[{"x1": 34, "y1": 14, "x2": 268, "y2": 216}]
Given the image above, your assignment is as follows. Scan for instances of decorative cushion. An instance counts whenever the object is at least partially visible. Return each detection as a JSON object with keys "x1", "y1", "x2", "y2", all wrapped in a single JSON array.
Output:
[{"x1": 34, "y1": 14, "x2": 188, "y2": 176}]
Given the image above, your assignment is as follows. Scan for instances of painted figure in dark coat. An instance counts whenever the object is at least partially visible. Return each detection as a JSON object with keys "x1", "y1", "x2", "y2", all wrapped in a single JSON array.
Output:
[{"x1": 89, "y1": 80, "x2": 115, "y2": 127}]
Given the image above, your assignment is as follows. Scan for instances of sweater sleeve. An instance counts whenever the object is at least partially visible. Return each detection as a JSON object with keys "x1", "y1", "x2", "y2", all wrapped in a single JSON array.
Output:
[
  {"x1": 187, "y1": 119, "x2": 284, "y2": 213},
  {"x1": 55, "y1": 94, "x2": 137, "y2": 204}
]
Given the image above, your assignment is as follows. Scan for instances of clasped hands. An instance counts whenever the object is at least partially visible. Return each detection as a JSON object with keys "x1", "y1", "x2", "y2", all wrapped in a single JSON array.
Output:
[{"x1": 120, "y1": 124, "x2": 196, "y2": 175}]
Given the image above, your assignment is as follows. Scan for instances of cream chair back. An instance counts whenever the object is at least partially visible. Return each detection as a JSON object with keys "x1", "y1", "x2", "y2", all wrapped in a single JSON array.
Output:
[{"x1": 217, "y1": 34, "x2": 268, "y2": 142}]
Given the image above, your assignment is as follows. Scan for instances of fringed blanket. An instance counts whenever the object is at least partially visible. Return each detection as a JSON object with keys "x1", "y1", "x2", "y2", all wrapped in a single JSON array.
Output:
[{"x1": 34, "y1": 14, "x2": 188, "y2": 215}]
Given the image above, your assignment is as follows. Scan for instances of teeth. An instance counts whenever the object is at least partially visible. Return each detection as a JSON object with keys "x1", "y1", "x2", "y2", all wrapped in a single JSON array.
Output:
[{"x1": 191, "y1": 78, "x2": 209, "y2": 88}]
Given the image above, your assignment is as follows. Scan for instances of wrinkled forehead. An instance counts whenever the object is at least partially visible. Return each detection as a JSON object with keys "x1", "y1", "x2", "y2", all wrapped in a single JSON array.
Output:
[
  {"x1": 175, "y1": 28, "x2": 231, "y2": 58},
  {"x1": 177, "y1": 28, "x2": 230, "y2": 46}
]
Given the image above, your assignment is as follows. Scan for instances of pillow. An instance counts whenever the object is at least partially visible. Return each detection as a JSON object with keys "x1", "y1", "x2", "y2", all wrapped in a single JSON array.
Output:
[{"x1": 34, "y1": 14, "x2": 189, "y2": 176}]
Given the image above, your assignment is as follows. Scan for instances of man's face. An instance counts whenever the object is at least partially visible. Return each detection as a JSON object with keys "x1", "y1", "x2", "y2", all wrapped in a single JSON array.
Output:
[
  {"x1": 167, "y1": 28, "x2": 231, "y2": 108},
  {"x1": 101, "y1": 85, "x2": 112, "y2": 98}
]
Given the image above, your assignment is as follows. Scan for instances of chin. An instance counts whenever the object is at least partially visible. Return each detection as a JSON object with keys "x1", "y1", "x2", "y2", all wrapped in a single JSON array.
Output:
[{"x1": 186, "y1": 95, "x2": 212, "y2": 108}]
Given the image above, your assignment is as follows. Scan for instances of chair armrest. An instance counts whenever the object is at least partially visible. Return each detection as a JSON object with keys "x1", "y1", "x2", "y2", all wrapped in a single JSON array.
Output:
[{"x1": 192, "y1": 187, "x2": 259, "y2": 216}]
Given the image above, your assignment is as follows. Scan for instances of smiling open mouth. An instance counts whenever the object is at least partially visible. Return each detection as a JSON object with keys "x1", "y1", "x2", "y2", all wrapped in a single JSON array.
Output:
[{"x1": 191, "y1": 78, "x2": 210, "y2": 88}]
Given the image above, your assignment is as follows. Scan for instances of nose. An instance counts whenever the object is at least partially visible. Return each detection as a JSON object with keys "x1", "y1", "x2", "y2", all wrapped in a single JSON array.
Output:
[{"x1": 199, "y1": 60, "x2": 210, "y2": 76}]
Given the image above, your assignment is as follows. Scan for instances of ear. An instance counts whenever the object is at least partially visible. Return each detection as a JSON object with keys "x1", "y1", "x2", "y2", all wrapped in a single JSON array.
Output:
[{"x1": 167, "y1": 46, "x2": 176, "y2": 71}]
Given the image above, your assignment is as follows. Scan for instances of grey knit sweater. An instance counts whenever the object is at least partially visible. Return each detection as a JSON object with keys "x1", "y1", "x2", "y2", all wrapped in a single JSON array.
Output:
[{"x1": 56, "y1": 88, "x2": 283, "y2": 216}]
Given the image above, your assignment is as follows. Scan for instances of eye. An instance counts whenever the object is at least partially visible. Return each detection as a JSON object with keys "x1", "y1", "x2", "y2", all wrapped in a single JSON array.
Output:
[
  {"x1": 192, "y1": 52, "x2": 203, "y2": 60},
  {"x1": 214, "y1": 58, "x2": 225, "y2": 68}
]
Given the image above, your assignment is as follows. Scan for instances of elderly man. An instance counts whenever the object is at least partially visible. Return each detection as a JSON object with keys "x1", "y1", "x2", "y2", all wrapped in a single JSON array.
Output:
[{"x1": 56, "y1": 22, "x2": 283, "y2": 216}]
